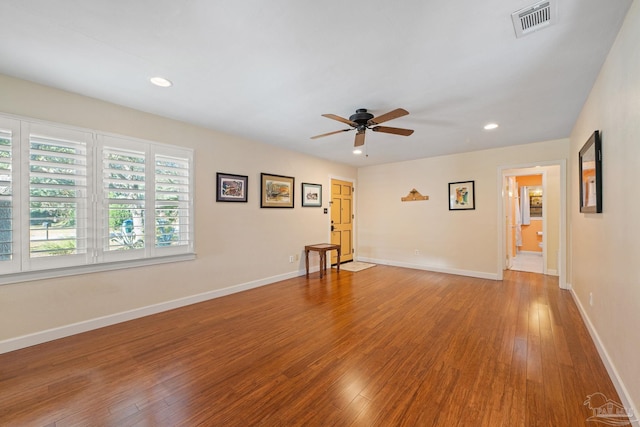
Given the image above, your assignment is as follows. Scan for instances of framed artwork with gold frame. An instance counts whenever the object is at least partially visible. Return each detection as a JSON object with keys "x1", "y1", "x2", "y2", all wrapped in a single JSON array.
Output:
[{"x1": 261, "y1": 173, "x2": 294, "y2": 208}]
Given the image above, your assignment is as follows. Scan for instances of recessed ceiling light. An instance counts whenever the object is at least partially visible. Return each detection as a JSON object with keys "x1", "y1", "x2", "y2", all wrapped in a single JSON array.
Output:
[
  {"x1": 353, "y1": 149, "x2": 363, "y2": 155},
  {"x1": 484, "y1": 123, "x2": 499, "y2": 130},
  {"x1": 150, "y1": 77, "x2": 172, "y2": 88}
]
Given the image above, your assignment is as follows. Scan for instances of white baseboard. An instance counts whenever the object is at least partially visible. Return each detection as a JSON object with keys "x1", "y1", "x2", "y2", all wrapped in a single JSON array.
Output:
[
  {"x1": 0, "y1": 268, "x2": 310, "y2": 355},
  {"x1": 357, "y1": 257, "x2": 499, "y2": 281},
  {"x1": 570, "y1": 288, "x2": 639, "y2": 427}
]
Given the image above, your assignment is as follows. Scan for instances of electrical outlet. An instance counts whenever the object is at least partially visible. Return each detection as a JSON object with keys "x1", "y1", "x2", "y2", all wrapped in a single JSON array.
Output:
[
  {"x1": 289, "y1": 255, "x2": 294, "y2": 263},
  {"x1": 414, "y1": 249, "x2": 420, "y2": 255},
  {"x1": 589, "y1": 292, "x2": 594, "y2": 307}
]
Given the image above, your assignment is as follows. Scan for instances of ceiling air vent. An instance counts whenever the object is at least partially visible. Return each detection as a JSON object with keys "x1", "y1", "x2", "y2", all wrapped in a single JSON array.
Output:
[{"x1": 511, "y1": 0, "x2": 556, "y2": 38}]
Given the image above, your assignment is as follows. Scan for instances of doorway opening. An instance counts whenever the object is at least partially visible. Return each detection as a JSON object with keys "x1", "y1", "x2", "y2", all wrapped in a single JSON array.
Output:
[
  {"x1": 497, "y1": 160, "x2": 567, "y2": 288},
  {"x1": 507, "y1": 174, "x2": 544, "y2": 273}
]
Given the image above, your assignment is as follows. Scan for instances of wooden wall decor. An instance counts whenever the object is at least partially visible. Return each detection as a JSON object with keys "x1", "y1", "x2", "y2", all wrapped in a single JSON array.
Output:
[{"x1": 401, "y1": 188, "x2": 429, "y2": 202}]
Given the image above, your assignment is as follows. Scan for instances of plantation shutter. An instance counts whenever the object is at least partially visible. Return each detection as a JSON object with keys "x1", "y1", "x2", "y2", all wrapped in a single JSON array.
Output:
[
  {"x1": 0, "y1": 118, "x2": 20, "y2": 273},
  {"x1": 154, "y1": 150, "x2": 192, "y2": 253},
  {"x1": 102, "y1": 142, "x2": 147, "y2": 259},
  {"x1": 24, "y1": 123, "x2": 93, "y2": 270},
  {"x1": 1, "y1": 113, "x2": 194, "y2": 284}
]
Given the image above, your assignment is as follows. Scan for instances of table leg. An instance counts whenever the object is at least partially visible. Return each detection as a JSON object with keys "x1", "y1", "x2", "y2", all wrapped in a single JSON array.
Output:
[
  {"x1": 305, "y1": 249, "x2": 310, "y2": 277},
  {"x1": 319, "y1": 251, "x2": 325, "y2": 278},
  {"x1": 336, "y1": 247, "x2": 341, "y2": 273}
]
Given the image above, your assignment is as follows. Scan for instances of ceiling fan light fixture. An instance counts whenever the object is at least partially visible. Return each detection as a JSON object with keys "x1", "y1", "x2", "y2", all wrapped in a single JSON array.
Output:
[
  {"x1": 484, "y1": 123, "x2": 499, "y2": 130},
  {"x1": 150, "y1": 76, "x2": 173, "y2": 87},
  {"x1": 311, "y1": 108, "x2": 414, "y2": 148}
]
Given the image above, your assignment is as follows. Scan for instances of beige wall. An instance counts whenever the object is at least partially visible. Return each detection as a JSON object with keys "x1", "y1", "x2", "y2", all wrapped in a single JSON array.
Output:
[
  {"x1": 0, "y1": 74, "x2": 356, "y2": 345},
  {"x1": 356, "y1": 139, "x2": 569, "y2": 278},
  {"x1": 569, "y1": 0, "x2": 640, "y2": 416}
]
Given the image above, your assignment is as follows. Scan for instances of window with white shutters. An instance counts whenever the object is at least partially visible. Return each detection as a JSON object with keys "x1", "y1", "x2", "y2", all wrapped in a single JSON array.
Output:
[
  {"x1": 0, "y1": 118, "x2": 19, "y2": 273},
  {"x1": 24, "y1": 123, "x2": 93, "y2": 271},
  {"x1": 0, "y1": 113, "x2": 194, "y2": 285},
  {"x1": 154, "y1": 152, "x2": 191, "y2": 251},
  {"x1": 29, "y1": 137, "x2": 87, "y2": 255},
  {"x1": 102, "y1": 141, "x2": 147, "y2": 256}
]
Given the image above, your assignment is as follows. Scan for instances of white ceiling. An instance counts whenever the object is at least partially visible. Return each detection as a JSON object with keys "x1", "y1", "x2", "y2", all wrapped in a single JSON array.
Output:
[{"x1": 0, "y1": 0, "x2": 632, "y2": 167}]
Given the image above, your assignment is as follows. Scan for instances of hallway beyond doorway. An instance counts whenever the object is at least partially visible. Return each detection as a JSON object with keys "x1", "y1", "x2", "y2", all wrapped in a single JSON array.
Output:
[{"x1": 511, "y1": 252, "x2": 543, "y2": 274}]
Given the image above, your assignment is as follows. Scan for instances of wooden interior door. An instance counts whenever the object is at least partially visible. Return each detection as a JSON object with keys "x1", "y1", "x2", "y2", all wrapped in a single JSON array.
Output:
[{"x1": 330, "y1": 179, "x2": 353, "y2": 264}]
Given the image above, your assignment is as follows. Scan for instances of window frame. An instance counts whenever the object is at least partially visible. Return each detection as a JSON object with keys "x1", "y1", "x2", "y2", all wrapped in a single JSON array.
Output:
[{"x1": 0, "y1": 113, "x2": 195, "y2": 285}]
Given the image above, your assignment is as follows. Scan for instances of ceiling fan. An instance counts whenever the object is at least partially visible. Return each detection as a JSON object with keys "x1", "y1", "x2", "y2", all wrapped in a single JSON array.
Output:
[{"x1": 310, "y1": 108, "x2": 414, "y2": 147}]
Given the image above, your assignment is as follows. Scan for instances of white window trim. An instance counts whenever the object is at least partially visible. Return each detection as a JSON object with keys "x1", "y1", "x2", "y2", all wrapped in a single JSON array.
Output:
[{"x1": 0, "y1": 253, "x2": 196, "y2": 285}]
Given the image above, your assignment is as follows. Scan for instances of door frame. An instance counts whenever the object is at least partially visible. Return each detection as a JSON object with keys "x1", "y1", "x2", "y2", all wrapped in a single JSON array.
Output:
[
  {"x1": 328, "y1": 175, "x2": 356, "y2": 262},
  {"x1": 496, "y1": 159, "x2": 567, "y2": 289},
  {"x1": 504, "y1": 175, "x2": 516, "y2": 270}
]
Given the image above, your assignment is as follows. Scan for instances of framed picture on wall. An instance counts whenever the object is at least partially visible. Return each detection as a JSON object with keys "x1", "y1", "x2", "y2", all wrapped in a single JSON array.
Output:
[
  {"x1": 448, "y1": 180, "x2": 475, "y2": 210},
  {"x1": 579, "y1": 130, "x2": 602, "y2": 213},
  {"x1": 261, "y1": 173, "x2": 295, "y2": 208},
  {"x1": 301, "y1": 183, "x2": 322, "y2": 207},
  {"x1": 216, "y1": 172, "x2": 248, "y2": 202},
  {"x1": 528, "y1": 186, "x2": 543, "y2": 218}
]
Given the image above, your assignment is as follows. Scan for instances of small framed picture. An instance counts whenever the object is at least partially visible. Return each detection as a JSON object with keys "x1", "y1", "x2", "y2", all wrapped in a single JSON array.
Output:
[
  {"x1": 261, "y1": 173, "x2": 294, "y2": 208},
  {"x1": 216, "y1": 172, "x2": 248, "y2": 202},
  {"x1": 449, "y1": 180, "x2": 475, "y2": 210},
  {"x1": 301, "y1": 183, "x2": 322, "y2": 207}
]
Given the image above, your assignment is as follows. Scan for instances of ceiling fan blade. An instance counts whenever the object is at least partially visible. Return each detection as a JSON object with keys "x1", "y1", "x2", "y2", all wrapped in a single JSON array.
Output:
[
  {"x1": 310, "y1": 128, "x2": 352, "y2": 139},
  {"x1": 368, "y1": 108, "x2": 409, "y2": 125},
  {"x1": 371, "y1": 126, "x2": 414, "y2": 136},
  {"x1": 354, "y1": 130, "x2": 366, "y2": 147},
  {"x1": 322, "y1": 113, "x2": 358, "y2": 127}
]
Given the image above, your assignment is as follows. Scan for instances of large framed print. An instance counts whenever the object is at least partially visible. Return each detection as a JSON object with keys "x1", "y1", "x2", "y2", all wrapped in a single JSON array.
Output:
[
  {"x1": 448, "y1": 180, "x2": 475, "y2": 210},
  {"x1": 579, "y1": 130, "x2": 602, "y2": 213},
  {"x1": 261, "y1": 173, "x2": 294, "y2": 208},
  {"x1": 216, "y1": 172, "x2": 248, "y2": 202}
]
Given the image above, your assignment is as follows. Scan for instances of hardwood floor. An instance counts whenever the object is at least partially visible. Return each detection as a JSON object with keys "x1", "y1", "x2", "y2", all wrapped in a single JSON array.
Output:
[{"x1": 0, "y1": 267, "x2": 623, "y2": 426}]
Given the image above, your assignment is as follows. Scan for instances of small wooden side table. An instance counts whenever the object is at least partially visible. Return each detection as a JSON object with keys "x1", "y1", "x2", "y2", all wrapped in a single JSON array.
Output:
[{"x1": 305, "y1": 243, "x2": 341, "y2": 278}]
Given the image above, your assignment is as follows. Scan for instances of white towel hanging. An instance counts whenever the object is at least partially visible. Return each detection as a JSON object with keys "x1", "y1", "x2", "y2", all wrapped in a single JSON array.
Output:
[{"x1": 520, "y1": 186, "x2": 531, "y2": 226}]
